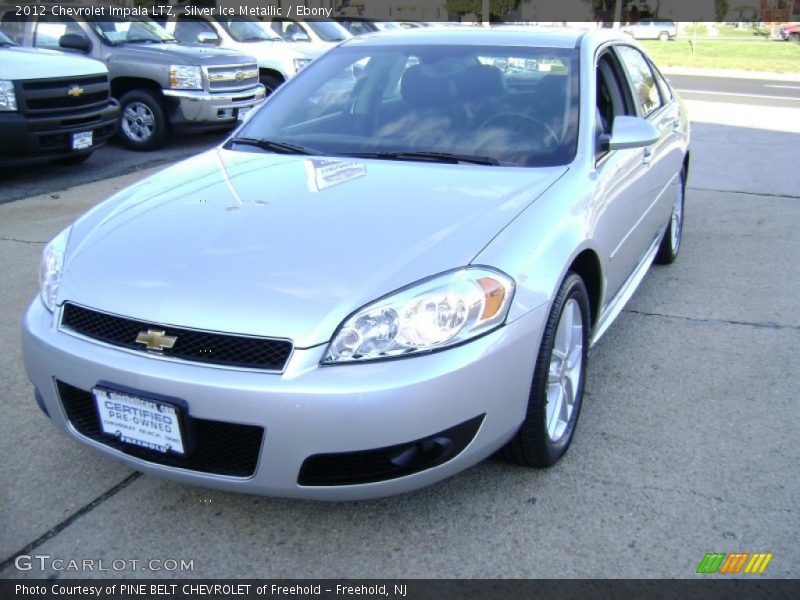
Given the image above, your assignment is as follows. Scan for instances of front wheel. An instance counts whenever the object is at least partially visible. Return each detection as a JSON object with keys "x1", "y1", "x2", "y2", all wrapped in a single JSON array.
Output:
[
  {"x1": 655, "y1": 167, "x2": 686, "y2": 264},
  {"x1": 658, "y1": 31, "x2": 670, "y2": 41},
  {"x1": 501, "y1": 272, "x2": 590, "y2": 467},
  {"x1": 118, "y1": 89, "x2": 168, "y2": 151},
  {"x1": 260, "y1": 74, "x2": 284, "y2": 95}
]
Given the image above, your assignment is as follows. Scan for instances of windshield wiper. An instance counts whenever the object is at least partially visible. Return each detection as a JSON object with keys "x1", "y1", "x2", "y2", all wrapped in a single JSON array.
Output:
[
  {"x1": 344, "y1": 151, "x2": 500, "y2": 166},
  {"x1": 123, "y1": 38, "x2": 165, "y2": 44},
  {"x1": 226, "y1": 137, "x2": 322, "y2": 156}
]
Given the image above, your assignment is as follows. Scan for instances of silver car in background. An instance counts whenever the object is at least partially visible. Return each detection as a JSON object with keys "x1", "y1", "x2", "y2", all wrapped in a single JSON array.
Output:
[{"x1": 23, "y1": 28, "x2": 690, "y2": 500}]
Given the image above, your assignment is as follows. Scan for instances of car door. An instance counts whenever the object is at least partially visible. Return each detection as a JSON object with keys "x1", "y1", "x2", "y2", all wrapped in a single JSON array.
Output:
[
  {"x1": 615, "y1": 45, "x2": 683, "y2": 259},
  {"x1": 591, "y1": 47, "x2": 657, "y2": 298}
]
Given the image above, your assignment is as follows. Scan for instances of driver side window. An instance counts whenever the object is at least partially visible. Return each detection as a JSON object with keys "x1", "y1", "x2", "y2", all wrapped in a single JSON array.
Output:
[
  {"x1": 34, "y1": 15, "x2": 85, "y2": 50},
  {"x1": 174, "y1": 17, "x2": 215, "y2": 44},
  {"x1": 595, "y1": 51, "x2": 633, "y2": 158}
]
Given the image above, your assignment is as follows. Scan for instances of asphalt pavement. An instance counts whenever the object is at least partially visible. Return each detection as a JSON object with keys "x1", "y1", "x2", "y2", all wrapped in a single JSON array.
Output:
[
  {"x1": 669, "y1": 73, "x2": 800, "y2": 108},
  {"x1": 0, "y1": 75, "x2": 798, "y2": 579}
]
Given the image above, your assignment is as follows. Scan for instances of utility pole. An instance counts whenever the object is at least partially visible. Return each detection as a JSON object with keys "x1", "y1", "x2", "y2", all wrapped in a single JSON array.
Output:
[
  {"x1": 613, "y1": 0, "x2": 623, "y2": 28},
  {"x1": 482, "y1": 0, "x2": 490, "y2": 28}
]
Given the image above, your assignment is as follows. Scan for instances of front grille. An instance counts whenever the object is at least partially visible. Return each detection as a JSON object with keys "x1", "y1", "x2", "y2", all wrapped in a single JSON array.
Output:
[
  {"x1": 206, "y1": 64, "x2": 259, "y2": 92},
  {"x1": 20, "y1": 75, "x2": 110, "y2": 115},
  {"x1": 298, "y1": 415, "x2": 485, "y2": 486},
  {"x1": 61, "y1": 303, "x2": 293, "y2": 371},
  {"x1": 57, "y1": 381, "x2": 264, "y2": 477}
]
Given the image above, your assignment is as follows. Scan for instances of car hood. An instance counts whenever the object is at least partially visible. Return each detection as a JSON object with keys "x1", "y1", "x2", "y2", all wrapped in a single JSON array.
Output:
[
  {"x1": 61, "y1": 150, "x2": 566, "y2": 348},
  {"x1": 0, "y1": 46, "x2": 107, "y2": 80},
  {"x1": 109, "y1": 42, "x2": 255, "y2": 65}
]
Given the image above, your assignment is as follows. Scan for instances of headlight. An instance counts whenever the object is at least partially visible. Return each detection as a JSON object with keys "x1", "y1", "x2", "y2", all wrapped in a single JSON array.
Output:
[
  {"x1": 39, "y1": 227, "x2": 71, "y2": 312},
  {"x1": 293, "y1": 58, "x2": 311, "y2": 73},
  {"x1": 323, "y1": 267, "x2": 515, "y2": 364},
  {"x1": 169, "y1": 65, "x2": 203, "y2": 90},
  {"x1": 0, "y1": 80, "x2": 17, "y2": 111}
]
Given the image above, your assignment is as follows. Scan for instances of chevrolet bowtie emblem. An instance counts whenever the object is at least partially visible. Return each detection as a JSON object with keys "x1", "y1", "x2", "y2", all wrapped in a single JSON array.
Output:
[
  {"x1": 67, "y1": 85, "x2": 85, "y2": 98},
  {"x1": 235, "y1": 71, "x2": 245, "y2": 81},
  {"x1": 135, "y1": 329, "x2": 177, "y2": 351}
]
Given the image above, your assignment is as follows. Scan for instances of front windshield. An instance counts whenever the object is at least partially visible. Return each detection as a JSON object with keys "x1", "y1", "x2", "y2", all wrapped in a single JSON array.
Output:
[
  {"x1": 90, "y1": 16, "x2": 174, "y2": 45},
  {"x1": 307, "y1": 20, "x2": 351, "y2": 42},
  {"x1": 236, "y1": 44, "x2": 579, "y2": 167},
  {"x1": 220, "y1": 20, "x2": 282, "y2": 42}
]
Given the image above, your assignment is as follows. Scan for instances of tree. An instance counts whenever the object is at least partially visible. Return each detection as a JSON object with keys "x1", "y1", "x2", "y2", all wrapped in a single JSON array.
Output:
[
  {"x1": 445, "y1": 0, "x2": 520, "y2": 19},
  {"x1": 715, "y1": 0, "x2": 729, "y2": 21}
]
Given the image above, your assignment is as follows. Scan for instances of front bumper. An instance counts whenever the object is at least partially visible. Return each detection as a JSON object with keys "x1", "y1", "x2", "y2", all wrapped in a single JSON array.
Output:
[
  {"x1": 0, "y1": 100, "x2": 119, "y2": 167},
  {"x1": 22, "y1": 298, "x2": 547, "y2": 500},
  {"x1": 163, "y1": 85, "x2": 266, "y2": 129}
]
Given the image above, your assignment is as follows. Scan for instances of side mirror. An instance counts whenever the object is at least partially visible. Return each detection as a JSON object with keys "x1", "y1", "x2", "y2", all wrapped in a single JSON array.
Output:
[
  {"x1": 59, "y1": 33, "x2": 91, "y2": 53},
  {"x1": 197, "y1": 31, "x2": 220, "y2": 45},
  {"x1": 607, "y1": 116, "x2": 660, "y2": 150},
  {"x1": 291, "y1": 31, "x2": 310, "y2": 42}
]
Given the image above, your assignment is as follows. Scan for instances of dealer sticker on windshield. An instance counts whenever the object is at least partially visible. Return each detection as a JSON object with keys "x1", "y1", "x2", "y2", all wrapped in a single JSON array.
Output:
[{"x1": 93, "y1": 388, "x2": 185, "y2": 455}]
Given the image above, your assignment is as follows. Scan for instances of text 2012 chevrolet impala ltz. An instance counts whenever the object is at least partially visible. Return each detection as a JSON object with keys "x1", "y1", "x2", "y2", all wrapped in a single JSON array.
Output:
[{"x1": 23, "y1": 28, "x2": 689, "y2": 499}]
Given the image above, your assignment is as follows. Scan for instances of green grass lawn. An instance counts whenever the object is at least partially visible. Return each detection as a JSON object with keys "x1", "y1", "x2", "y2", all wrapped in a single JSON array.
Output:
[{"x1": 642, "y1": 39, "x2": 800, "y2": 74}]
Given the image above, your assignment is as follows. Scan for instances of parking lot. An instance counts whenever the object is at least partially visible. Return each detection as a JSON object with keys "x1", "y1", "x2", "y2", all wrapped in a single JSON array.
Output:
[{"x1": 1, "y1": 83, "x2": 798, "y2": 578}]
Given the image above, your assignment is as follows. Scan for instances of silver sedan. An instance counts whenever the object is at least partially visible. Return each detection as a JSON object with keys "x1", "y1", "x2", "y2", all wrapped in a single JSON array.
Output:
[{"x1": 23, "y1": 28, "x2": 690, "y2": 499}]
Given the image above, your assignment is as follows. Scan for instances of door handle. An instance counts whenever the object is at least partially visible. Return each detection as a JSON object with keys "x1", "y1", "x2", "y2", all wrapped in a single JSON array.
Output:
[
  {"x1": 671, "y1": 119, "x2": 681, "y2": 132},
  {"x1": 643, "y1": 148, "x2": 654, "y2": 166}
]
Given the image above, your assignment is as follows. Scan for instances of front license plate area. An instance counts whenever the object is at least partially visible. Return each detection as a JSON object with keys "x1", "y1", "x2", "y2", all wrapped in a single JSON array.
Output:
[
  {"x1": 93, "y1": 388, "x2": 185, "y2": 455},
  {"x1": 72, "y1": 131, "x2": 93, "y2": 150},
  {"x1": 237, "y1": 106, "x2": 251, "y2": 121}
]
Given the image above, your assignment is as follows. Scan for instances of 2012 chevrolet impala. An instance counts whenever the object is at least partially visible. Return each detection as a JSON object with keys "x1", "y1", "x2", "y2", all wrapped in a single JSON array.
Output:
[{"x1": 23, "y1": 28, "x2": 690, "y2": 499}]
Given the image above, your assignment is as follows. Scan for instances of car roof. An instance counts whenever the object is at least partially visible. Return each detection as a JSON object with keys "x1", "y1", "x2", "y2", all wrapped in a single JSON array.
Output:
[{"x1": 340, "y1": 26, "x2": 629, "y2": 50}]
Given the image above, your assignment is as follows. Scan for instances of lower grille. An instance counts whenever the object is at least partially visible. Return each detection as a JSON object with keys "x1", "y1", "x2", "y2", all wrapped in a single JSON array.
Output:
[
  {"x1": 61, "y1": 303, "x2": 293, "y2": 371},
  {"x1": 57, "y1": 381, "x2": 264, "y2": 477},
  {"x1": 298, "y1": 415, "x2": 485, "y2": 486}
]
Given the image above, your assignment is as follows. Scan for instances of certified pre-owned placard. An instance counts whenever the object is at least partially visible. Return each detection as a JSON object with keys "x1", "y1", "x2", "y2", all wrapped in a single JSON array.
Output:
[{"x1": 93, "y1": 388, "x2": 184, "y2": 454}]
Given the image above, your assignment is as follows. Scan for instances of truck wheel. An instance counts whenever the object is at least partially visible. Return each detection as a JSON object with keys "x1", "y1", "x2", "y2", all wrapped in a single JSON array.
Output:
[
  {"x1": 791, "y1": 32, "x2": 800, "y2": 43},
  {"x1": 118, "y1": 89, "x2": 168, "y2": 151},
  {"x1": 55, "y1": 151, "x2": 93, "y2": 165},
  {"x1": 260, "y1": 74, "x2": 284, "y2": 95},
  {"x1": 658, "y1": 31, "x2": 669, "y2": 42}
]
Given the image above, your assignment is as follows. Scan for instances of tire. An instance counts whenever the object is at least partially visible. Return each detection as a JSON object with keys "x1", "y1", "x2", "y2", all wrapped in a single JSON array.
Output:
[
  {"x1": 55, "y1": 151, "x2": 93, "y2": 165},
  {"x1": 658, "y1": 31, "x2": 669, "y2": 42},
  {"x1": 118, "y1": 89, "x2": 168, "y2": 151},
  {"x1": 655, "y1": 166, "x2": 686, "y2": 265},
  {"x1": 260, "y1": 74, "x2": 284, "y2": 95},
  {"x1": 791, "y1": 33, "x2": 800, "y2": 43},
  {"x1": 501, "y1": 272, "x2": 591, "y2": 468}
]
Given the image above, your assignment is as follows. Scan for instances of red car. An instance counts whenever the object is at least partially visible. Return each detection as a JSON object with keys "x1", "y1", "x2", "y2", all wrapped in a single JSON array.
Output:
[{"x1": 779, "y1": 23, "x2": 800, "y2": 41}]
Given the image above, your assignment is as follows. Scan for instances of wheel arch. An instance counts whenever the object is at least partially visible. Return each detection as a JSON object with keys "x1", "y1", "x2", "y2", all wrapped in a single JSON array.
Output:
[
  {"x1": 566, "y1": 248, "x2": 603, "y2": 327},
  {"x1": 111, "y1": 77, "x2": 163, "y2": 99}
]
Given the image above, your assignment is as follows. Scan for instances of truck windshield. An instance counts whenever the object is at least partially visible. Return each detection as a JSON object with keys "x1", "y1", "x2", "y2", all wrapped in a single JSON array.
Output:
[
  {"x1": 307, "y1": 21, "x2": 351, "y2": 42},
  {"x1": 89, "y1": 16, "x2": 175, "y2": 45},
  {"x1": 220, "y1": 20, "x2": 282, "y2": 42}
]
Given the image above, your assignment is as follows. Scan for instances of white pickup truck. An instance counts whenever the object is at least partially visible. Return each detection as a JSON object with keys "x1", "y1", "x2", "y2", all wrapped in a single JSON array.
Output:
[
  {"x1": 156, "y1": 12, "x2": 322, "y2": 94},
  {"x1": 0, "y1": 29, "x2": 118, "y2": 166}
]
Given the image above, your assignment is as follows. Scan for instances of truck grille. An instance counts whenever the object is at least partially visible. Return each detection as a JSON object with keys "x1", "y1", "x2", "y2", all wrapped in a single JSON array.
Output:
[
  {"x1": 206, "y1": 63, "x2": 259, "y2": 92},
  {"x1": 19, "y1": 75, "x2": 110, "y2": 115},
  {"x1": 60, "y1": 303, "x2": 293, "y2": 372}
]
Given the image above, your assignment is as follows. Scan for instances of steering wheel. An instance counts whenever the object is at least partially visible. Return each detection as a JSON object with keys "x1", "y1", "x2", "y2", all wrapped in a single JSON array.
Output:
[{"x1": 479, "y1": 113, "x2": 559, "y2": 148}]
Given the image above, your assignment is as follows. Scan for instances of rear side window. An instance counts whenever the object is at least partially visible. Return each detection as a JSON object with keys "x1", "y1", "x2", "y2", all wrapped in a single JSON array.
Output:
[{"x1": 616, "y1": 45, "x2": 662, "y2": 117}]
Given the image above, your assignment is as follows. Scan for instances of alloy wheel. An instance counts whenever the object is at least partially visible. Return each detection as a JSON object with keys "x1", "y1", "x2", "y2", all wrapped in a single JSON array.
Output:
[
  {"x1": 122, "y1": 101, "x2": 156, "y2": 143},
  {"x1": 546, "y1": 298, "x2": 584, "y2": 442}
]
